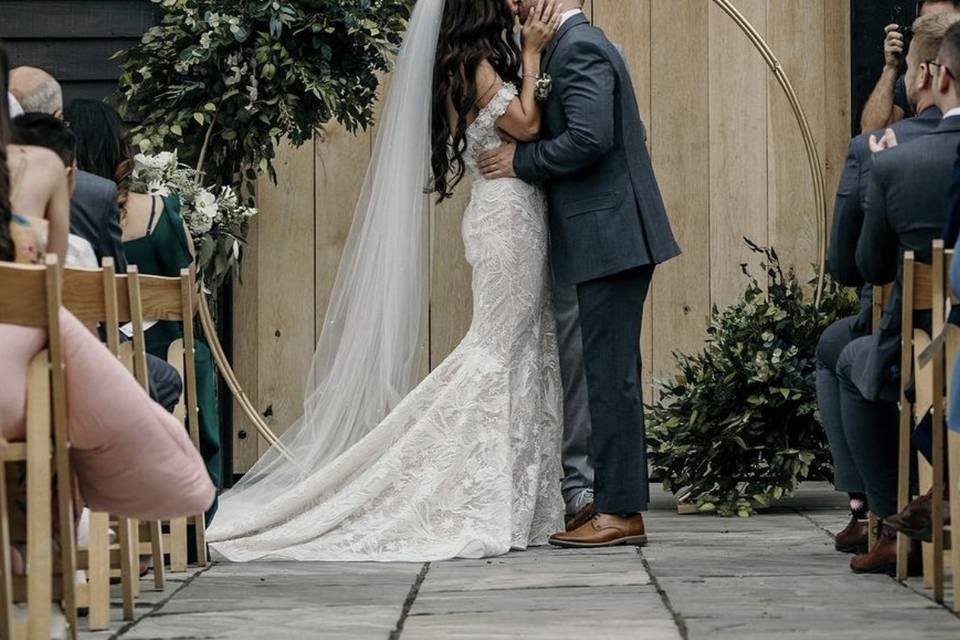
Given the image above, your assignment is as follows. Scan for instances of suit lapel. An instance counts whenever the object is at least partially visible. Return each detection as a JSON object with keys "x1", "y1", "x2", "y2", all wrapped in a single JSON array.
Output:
[{"x1": 542, "y1": 13, "x2": 589, "y2": 73}]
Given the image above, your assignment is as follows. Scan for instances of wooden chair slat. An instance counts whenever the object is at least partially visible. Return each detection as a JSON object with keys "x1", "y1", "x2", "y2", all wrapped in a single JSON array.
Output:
[
  {"x1": 137, "y1": 274, "x2": 185, "y2": 322},
  {"x1": 62, "y1": 267, "x2": 108, "y2": 323},
  {"x1": 0, "y1": 261, "x2": 49, "y2": 327}
]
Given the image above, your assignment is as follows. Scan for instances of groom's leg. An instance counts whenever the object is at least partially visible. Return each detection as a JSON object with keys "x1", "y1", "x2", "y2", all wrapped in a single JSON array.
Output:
[
  {"x1": 552, "y1": 281, "x2": 595, "y2": 514},
  {"x1": 576, "y1": 265, "x2": 654, "y2": 515}
]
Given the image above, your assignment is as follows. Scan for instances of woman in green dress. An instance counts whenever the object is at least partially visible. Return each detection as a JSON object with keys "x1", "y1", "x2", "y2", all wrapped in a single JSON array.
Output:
[{"x1": 66, "y1": 100, "x2": 221, "y2": 521}]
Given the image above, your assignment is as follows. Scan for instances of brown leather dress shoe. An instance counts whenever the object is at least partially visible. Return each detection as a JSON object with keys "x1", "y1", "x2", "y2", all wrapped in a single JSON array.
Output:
[
  {"x1": 564, "y1": 502, "x2": 595, "y2": 532},
  {"x1": 549, "y1": 513, "x2": 648, "y2": 548},
  {"x1": 834, "y1": 516, "x2": 868, "y2": 553},
  {"x1": 884, "y1": 492, "x2": 951, "y2": 543},
  {"x1": 850, "y1": 534, "x2": 921, "y2": 576}
]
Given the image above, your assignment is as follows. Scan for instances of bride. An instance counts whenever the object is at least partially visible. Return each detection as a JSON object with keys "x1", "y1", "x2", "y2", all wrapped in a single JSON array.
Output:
[{"x1": 207, "y1": 0, "x2": 565, "y2": 562}]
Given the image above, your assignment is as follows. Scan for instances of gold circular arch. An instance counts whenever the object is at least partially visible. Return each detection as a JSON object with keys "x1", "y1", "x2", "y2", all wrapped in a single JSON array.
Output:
[
  {"x1": 199, "y1": 0, "x2": 832, "y2": 462},
  {"x1": 711, "y1": 0, "x2": 829, "y2": 306}
]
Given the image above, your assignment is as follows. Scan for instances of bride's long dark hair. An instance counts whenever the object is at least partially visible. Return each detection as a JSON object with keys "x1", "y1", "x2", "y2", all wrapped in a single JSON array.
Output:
[{"x1": 430, "y1": 0, "x2": 520, "y2": 201}]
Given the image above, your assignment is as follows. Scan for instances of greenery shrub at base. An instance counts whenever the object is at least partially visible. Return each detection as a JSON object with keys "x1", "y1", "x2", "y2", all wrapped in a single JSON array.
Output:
[{"x1": 646, "y1": 240, "x2": 858, "y2": 517}]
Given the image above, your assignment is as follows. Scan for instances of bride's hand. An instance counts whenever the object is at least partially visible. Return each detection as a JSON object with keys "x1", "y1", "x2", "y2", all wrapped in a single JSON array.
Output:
[{"x1": 522, "y1": 0, "x2": 562, "y2": 55}]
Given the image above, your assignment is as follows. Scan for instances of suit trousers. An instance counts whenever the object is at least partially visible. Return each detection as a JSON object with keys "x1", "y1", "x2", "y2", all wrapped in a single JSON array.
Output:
[
  {"x1": 576, "y1": 264, "x2": 654, "y2": 514},
  {"x1": 552, "y1": 282, "x2": 594, "y2": 514},
  {"x1": 815, "y1": 316, "x2": 867, "y2": 494},
  {"x1": 836, "y1": 336, "x2": 900, "y2": 518}
]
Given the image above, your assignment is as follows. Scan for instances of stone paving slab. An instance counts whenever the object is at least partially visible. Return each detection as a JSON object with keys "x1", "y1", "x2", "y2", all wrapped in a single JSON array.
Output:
[{"x1": 77, "y1": 484, "x2": 960, "y2": 639}]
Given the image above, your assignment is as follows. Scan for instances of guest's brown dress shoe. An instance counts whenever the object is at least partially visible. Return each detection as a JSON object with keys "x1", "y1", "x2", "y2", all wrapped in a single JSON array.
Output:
[
  {"x1": 850, "y1": 535, "x2": 921, "y2": 576},
  {"x1": 884, "y1": 492, "x2": 951, "y2": 543},
  {"x1": 564, "y1": 502, "x2": 595, "y2": 532},
  {"x1": 834, "y1": 516, "x2": 868, "y2": 553},
  {"x1": 549, "y1": 513, "x2": 647, "y2": 548}
]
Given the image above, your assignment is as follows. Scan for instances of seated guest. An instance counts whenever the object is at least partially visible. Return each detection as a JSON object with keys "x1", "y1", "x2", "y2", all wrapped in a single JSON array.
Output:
[
  {"x1": 9, "y1": 68, "x2": 184, "y2": 413},
  {"x1": 817, "y1": 11, "x2": 958, "y2": 556},
  {"x1": 833, "y1": 21, "x2": 960, "y2": 574},
  {"x1": 0, "y1": 44, "x2": 214, "y2": 520},
  {"x1": 9, "y1": 65, "x2": 63, "y2": 118},
  {"x1": 67, "y1": 99, "x2": 223, "y2": 515},
  {"x1": 11, "y1": 112, "x2": 97, "y2": 266}
]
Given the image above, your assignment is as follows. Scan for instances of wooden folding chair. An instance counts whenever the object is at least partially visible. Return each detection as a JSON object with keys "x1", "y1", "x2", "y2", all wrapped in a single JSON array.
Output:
[
  {"x1": 895, "y1": 252, "x2": 935, "y2": 583},
  {"x1": 134, "y1": 269, "x2": 208, "y2": 570},
  {"x1": 932, "y1": 240, "x2": 960, "y2": 610},
  {"x1": 0, "y1": 255, "x2": 78, "y2": 640},
  {"x1": 113, "y1": 267, "x2": 166, "y2": 603},
  {"x1": 61, "y1": 259, "x2": 139, "y2": 629}
]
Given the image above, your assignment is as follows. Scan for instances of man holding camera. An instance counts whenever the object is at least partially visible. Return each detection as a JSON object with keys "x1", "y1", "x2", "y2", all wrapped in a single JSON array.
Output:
[{"x1": 861, "y1": 0, "x2": 960, "y2": 133}]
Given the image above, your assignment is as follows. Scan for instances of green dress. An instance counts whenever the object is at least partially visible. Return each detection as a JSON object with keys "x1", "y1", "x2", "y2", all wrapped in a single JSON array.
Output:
[{"x1": 124, "y1": 195, "x2": 221, "y2": 519}]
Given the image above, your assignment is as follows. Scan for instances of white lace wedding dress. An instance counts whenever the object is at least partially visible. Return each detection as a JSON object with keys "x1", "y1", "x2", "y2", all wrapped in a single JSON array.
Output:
[{"x1": 207, "y1": 83, "x2": 565, "y2": 562}]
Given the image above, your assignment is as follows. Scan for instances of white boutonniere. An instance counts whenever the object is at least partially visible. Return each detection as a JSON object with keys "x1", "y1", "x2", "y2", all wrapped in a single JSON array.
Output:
[{"x1": 535, "y1": 74, "x2": 553, "y2": 102}]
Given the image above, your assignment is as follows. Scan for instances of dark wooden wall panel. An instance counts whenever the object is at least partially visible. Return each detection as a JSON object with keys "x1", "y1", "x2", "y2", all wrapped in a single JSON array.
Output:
[{"x1": 1, "y1": 0, "x2": 159, "y2": 105}]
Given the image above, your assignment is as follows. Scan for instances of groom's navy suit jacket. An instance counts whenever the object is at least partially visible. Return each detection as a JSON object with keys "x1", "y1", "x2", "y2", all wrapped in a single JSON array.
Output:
[{"x1": 514, "y1": 14, "x2": 680, "y2": 287}]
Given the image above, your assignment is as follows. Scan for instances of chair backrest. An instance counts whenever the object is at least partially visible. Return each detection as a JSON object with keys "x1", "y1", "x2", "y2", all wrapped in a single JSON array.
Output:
[
  {"x1": 0, "y1": 255, "x2": 59, "y2": 329},
  {"x1": 134, "y1": 269, "x2": 200, "y2": 448},
  {"x1": 0, "y1": 255, "x2": 78, "y2": 637},
  {"x1": 62, "y1": 259, "x2": 122, "y2": 356}
]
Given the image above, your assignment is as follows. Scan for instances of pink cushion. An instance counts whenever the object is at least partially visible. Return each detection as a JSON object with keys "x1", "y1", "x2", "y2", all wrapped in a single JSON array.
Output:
[{"x1": 0, "y1": 311, "x2": 214, "y2": 521}]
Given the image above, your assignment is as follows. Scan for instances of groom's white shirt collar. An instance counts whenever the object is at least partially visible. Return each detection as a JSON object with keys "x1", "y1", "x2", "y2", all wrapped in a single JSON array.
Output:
[{"x1": 559, "y1": 8, "x2": 584, "y2": 27}]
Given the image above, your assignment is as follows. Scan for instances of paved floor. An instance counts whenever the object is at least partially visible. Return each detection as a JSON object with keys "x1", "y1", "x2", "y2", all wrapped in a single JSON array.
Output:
[{"x1": 79, "y1": 484, "x2": 960, "y2": 639}]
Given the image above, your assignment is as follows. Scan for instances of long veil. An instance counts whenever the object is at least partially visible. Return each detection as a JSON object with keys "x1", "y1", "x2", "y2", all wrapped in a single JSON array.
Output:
[{"x1": 210, "y1": 0, "x2": 444, "y2": 532}]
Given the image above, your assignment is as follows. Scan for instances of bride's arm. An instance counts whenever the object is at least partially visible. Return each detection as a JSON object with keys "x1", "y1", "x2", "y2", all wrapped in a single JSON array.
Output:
[{"x1": 475, "y1": 1, "x2": 560, "y2": 142}]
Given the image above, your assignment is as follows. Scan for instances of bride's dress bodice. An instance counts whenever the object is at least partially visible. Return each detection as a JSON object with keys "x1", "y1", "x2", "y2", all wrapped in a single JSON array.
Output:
[{"x1": 464, "y1": 83, "x2": 520, "y2": 180}]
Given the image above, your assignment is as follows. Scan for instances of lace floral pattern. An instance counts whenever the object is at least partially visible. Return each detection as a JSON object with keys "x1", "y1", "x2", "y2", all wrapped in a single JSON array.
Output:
[{"x1": 207, "y1": 81, "x2": 564, "y2": 562}]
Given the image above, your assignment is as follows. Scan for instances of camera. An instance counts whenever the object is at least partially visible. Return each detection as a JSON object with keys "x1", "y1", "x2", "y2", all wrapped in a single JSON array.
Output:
[{"x1": 894, "y1": 24, "x2": 914, "y2": 59}]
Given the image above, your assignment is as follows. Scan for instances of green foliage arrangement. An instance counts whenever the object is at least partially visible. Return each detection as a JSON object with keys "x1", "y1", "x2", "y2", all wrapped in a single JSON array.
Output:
[
  {"x1": 646, "y1": 240, "x2": 858, "y2": 517},
  {"x1": 114, "y1": 0, "x2": 415, "y2": 284}
]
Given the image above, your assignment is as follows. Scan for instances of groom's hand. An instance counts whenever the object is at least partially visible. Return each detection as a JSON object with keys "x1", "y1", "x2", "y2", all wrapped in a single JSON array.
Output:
[{"x1": 479, "y1": 144, "x2": 518, "y2": 180}]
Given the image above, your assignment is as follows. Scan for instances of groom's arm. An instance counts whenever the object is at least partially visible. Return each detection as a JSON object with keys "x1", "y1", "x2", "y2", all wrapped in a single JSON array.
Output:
[{"x1": 514, "y1": 41, "x2": 616, "y2": 184}]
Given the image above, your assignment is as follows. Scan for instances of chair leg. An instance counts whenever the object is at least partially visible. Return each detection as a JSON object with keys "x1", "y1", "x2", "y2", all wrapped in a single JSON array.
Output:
[
  {"x1": 949, "y1": 431, "x2": 960, "y2": 613},
  {"x1": 117, "y1": 518, "x2": 137, "y2": 621},
  {"x1": 0, "y1": 460, "x2": 14, "y2": 640},
  {"x1": 26, "y1": 368, "x2": 52, "y2": 640},
  {"x1": 85, "y1": 512, "x2": 110, "y2": 631},
  {"x1": 896, "y1": 400, "x2": 913, "y2": 581},
  {"x1": 192, "y1": 515, "x2": 207, "y2": 567},
  {"x1": 867, "y1": 513, "x2": 879, "y2": 551},
  {"x1": 918, "y1": 456, "x2": 935, "y2": 589},
  {"x1": 148, "y1": 521, "x2": 165, "y2": 590},
  {"x1": 169, "y1": 518, "x2": 188, "y2": 573}
]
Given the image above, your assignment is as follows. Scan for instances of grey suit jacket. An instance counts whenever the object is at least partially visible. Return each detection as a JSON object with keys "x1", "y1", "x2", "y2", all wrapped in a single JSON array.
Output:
[
  {"x1": 514, "y1": 14, "x2": 680, "y2": 286},
  {"x1": 70, "y1": 170, "x2": 127, "y2": 271},
  {"x1": 827, "y1": 106, "x2": 942, "y2": 334},
  {"x1": 851, "y1": 115, "x2": 960, "y2": 401}
]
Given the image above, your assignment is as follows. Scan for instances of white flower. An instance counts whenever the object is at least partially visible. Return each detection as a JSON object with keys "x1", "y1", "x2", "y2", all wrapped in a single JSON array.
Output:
[
  {"x1": 135, "y1": 151, "x2": 176, "y2": 170},
  {"x1": 195, "y1": 190, "x2": 220, "y2": 221},
  {"x1": 147, "y1": 180, "x2": 170, "y2": 197},
  {"x1": 189, "y1": 212, "x2": 213, "y2": 235},
  {"x1": 200, "y1": 32, "x2": 213, "y2": 49}
]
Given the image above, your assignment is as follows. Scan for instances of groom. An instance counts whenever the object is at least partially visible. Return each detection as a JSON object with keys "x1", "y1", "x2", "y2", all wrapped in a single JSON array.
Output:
[{"x1": 480, "y1": 0, "x2": 679, "y2": 547}]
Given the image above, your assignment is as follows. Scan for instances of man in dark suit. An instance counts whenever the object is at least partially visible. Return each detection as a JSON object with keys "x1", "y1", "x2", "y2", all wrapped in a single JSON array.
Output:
[
  {"x1": 478, "y1": 0, "x2": 680, "y2": 547},
  {"x1": 834, "y1": 20, "x2": 960, "y2": 574},
  {"x1": 816, "y1": 11, "x2": 957, "y2": 558}
]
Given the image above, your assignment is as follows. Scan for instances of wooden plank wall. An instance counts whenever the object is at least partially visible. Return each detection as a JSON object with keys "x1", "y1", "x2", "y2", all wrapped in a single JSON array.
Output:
[
  {"x1": 1, "y1": 0, "x2": 160, "y2": 105},
  {"x1": 234, "y1": 0, "x2": 851, "y2": 472}
]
